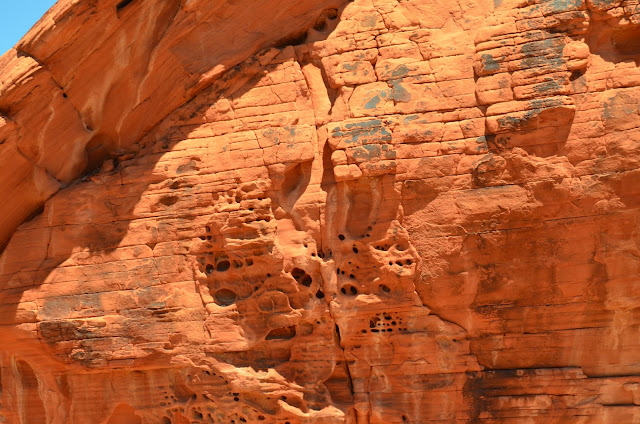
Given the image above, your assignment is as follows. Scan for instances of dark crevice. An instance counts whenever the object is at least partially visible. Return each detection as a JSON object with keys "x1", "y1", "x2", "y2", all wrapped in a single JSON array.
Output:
[
  {"x1": 569, "y1": 69, "x2": 585, "y2": 81},
  {"x1": 116, "y1": 0, "x2": 136, "y2": 12},
  {"x1": 320, "y1": 141, "x2": 336, "y2": 191},
  {"x1": 318, "y1": 63, "x2": 339, "y2": 109},
  {"x1": 274, "y1": 31, "x2": 308, "y2": 49},
  {"x1": 343, "y1": 375, "x2": 356, "y2": 404},
  {"x1": 265, "y1": 326, "x2": 296, "y2": 340}
]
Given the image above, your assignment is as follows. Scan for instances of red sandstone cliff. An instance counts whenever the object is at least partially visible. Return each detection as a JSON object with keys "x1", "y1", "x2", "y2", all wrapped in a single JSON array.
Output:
[{"x1": 1, "y1": 0, "x2": 640, "y2": 422}]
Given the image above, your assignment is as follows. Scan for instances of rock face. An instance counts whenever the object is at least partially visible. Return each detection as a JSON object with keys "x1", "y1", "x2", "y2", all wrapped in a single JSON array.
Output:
[{"x1": 1, "y1": 0, "x2": 640, "y2": 422}]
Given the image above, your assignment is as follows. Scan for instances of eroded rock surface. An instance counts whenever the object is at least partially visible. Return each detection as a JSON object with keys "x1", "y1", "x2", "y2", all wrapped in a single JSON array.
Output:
[{"x1": 1, "y1": 0, "x2": 640, "y2": 422}]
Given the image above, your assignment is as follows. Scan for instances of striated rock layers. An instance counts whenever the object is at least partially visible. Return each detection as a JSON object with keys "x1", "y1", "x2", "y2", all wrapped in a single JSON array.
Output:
[{"x1": 1, "y1": 0, "x2": 640, "y2": 422}]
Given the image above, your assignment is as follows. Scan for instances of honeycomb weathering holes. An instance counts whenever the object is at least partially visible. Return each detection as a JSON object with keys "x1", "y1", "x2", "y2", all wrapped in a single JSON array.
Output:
[{"x1": 291, "y1": 267, "x2": 312, "y2": 287}]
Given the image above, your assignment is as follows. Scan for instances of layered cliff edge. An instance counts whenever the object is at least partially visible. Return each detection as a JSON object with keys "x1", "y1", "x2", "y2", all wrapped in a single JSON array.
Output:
[{"x1": 1, "y1": 0, "x2": 640, "y2": 422}]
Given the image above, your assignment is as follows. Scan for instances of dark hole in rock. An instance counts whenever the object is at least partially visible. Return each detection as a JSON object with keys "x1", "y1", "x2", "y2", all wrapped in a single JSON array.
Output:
[
  {"x1": 353, "y1": 246, "x2": 358, "y2": 253},
  {"x1": 338, "y1": 234, "x2": 345, "y2": 240},
  {"x1": 215, "y1": 289, "x2": 236, "y2": 306},
  {"x1": 116, "y1": 0, "x2": 135, "y2": 11},
  {"x1": 315, "y1": 290, "x2": 325, "y2": 299},
  {"x1": 206, "y1": 264, "x2": 214, "y2": 274},
  {"x1": 245, "y1": 258, "x2": 253, "y2": 266},
  {"x1": 380, "y1": 284, "x2": 390, "y2": 293},
  {"x1": 266, "y1": 326, "x2": 297, "y2": 340},
  {"x1": 569, "y1": 69, "x2": 584, "y2": 81},
  {"x1": 291, "y1": 267, "x2": 312, "y2": 287},
  {"x1": 216, "y1": 260, "x2": 231, "y2": 272},
  {"x1": 159, "y1": 196, "x2": 179, "y2": 207},
  {"x1": 314, "y1": 19, "x2": 328, "y2": 32},
  {"x1": 342, "y1": 285, "x2": 358, "y2": 295},
  {"x1": 301, "y1": 275, "x2": 312, "y2": 286},
  {"x1": 274, "y1": 31, "x2": 308, "y2": 48}
]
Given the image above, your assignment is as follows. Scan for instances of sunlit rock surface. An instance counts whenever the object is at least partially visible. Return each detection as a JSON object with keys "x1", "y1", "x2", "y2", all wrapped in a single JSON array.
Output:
[{"x1": 1, "y1": 0, "x2": 640, "y2": 422}]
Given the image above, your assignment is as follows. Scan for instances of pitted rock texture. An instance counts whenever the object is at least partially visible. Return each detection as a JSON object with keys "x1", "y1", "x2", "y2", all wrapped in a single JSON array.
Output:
[{"x1": 1, "y1": 0, "x2": 640, "y2": 423}]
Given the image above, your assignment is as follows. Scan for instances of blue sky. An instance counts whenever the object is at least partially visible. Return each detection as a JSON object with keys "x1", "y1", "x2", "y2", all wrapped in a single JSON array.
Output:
[{"x1": 0, "y1": 1, "x2": 57, "y2": 55}]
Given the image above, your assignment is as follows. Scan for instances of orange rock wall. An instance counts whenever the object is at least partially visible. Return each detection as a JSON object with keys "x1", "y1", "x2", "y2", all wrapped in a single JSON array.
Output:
[{"x1": 1, "y1": 0, "x2": 640, "y2": 423}]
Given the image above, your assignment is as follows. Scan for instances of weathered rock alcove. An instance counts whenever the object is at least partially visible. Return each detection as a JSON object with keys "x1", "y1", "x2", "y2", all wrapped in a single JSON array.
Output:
[{"x1": 0, "y1": 0, "x2": 639, "y2": 422}]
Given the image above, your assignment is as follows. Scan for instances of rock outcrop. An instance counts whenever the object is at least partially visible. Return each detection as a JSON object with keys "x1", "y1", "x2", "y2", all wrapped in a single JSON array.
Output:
[{"x1": 0, "y1": 0, "x2": 639, "y2": 422}]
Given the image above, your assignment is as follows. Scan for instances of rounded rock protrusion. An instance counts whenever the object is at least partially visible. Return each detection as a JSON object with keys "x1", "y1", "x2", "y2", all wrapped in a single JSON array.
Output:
[{"x1": 563, "y1": 41, "x2": 590, "y2": 71}]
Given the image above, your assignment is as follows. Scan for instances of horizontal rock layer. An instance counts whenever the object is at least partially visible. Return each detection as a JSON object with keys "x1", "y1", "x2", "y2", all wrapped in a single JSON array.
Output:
[{"x1": 0, "y1": 0, "x2": 640, "y2": 422}]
